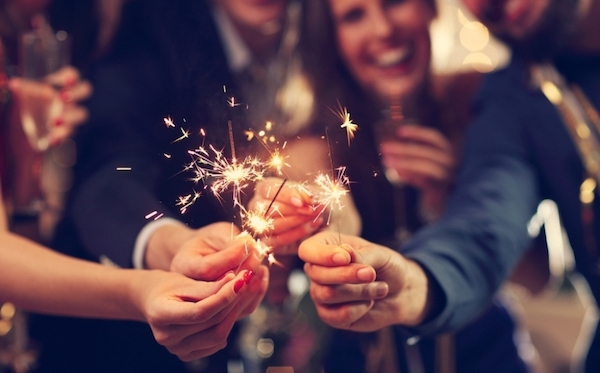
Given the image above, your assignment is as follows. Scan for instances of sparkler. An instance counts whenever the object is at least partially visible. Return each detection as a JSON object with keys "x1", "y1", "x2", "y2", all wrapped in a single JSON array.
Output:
[
  {"x1": 331, "y1": 101, "x2": 358, "y2": 146},
  {"x1": 312, "y1": 167, "x2": 350, "y2": 225}
]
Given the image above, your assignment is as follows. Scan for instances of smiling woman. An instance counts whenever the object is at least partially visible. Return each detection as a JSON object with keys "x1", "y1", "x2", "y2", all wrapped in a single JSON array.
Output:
[{"x1": 293, "y1": 0, "x2": 534, "y2": 372}]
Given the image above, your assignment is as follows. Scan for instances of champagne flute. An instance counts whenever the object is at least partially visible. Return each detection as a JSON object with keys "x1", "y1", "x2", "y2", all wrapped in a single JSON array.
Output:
[{"x1": 17, "y1": 19, "x2": 70, "y2": 152}]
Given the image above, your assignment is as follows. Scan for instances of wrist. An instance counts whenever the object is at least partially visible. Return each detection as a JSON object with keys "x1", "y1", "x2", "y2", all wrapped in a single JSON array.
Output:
[
  {"x1": 145, "y1": 223, "x2": 194, "y2": 270},
  {"x1": 396, "y1": 259, "x2": 441, "y2": 326}
]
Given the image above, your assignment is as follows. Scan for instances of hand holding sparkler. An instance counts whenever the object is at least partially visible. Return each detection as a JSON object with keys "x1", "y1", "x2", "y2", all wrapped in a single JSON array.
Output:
[
  {"x1": 379, "y1": 124, "x2": 456, "y2": 221},
  {"x1": 298, "y1": 231, "x2": 440, "y2": 332},
  {"x1": 248, "y1": 177, "x2": 323, "y2": 252},
  {"x1": 139, "y1": 267, "x2": 260, "y2": 361}
]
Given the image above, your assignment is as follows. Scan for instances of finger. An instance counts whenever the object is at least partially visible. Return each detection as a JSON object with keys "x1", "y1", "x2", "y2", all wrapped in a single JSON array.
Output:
[
  {"x1": 254, "y1": 178, "x2": 313, "y2": 206},
  {"x1": 263, "y1": 217, "x2": 323, "y2": 249},
  {"x1": 309, "y1": 282, "x2": 388, "y2": 305},
  {"x1": 380, "y1": 142, "x2": 454, "y2": 171},
  {"x1": 304, "y1": 262, "x2": 376, "y2": 284},
  {"x1": 182, "y1": 235, "x2": 258, "y2": 280},
  {"x1": 268, "y1": 213, "x2": 320, "y2": 235},
  {"x1": 45, "y1": 66, "x2": 80, "y2": 87},
  {"x1": 298, "y1": 233, "x2": 353, "y2": 266},
  {"x1": 60, "y1": 79, "x2": 93, "y2": 103},
  {"x1": 175, "y1": 311, "x2": 238, "y2": 361},
  {"x1": 315, "y1": 300, "x2": 374, "y2": 330},
  {"x1": 395, "y1": 124, "x2": 453, "y2": 152},
  {"x1": 386, "y1": 159, "x2": 452, "y2": 187}
]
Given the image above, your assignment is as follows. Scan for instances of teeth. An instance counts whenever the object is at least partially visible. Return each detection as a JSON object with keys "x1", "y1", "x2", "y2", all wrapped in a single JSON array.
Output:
[{"x1": 375, "y1": 47, "x2": 409, "y2": 67}]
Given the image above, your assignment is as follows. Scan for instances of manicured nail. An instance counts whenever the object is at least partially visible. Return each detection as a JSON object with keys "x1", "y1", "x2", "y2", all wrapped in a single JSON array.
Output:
[
  {"x1": 60, "y1": 90, "x2": 72, "y2": 102},
  {"x1": 291, "y1": 197, "x2": 303, "y2": 207},
  {"x1": 375, "y1": 282, "x2": 389, "y2": 297},
  {"x1": 233, "y1": 279, "x2": 245, "y2": 293},
  {"x1": 242, "y1": 270, "x2": 254, "y2": 284},
  {"x1": 65, "y1": 76, "x2": 77, "y2": 87},
  {"x1": 52, "y1": 117, "x2": 64, "y2": 127},
  {"x1": 357, "y1": 267, "x2": 375, "y2": 282}
]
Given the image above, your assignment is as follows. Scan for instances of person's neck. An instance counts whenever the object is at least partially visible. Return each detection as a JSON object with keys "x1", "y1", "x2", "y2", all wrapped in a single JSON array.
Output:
[
  {"x1": 569, "y1": 0, "x2": 600, "y2": 53},
  {"x1": 234, "y1": 22, "x2": 282, "y2": 65}
]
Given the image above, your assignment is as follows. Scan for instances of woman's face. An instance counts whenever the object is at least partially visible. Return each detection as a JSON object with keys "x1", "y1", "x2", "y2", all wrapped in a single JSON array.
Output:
[{"x1": 329, "y1": 0, "x2": 434, "y2": 103}]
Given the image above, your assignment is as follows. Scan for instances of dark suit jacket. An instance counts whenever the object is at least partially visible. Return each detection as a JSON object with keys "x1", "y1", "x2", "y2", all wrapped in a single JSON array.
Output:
[
  {"x1": 55, "y1": 0, "x2": 248, "y2": 267},
  {"x1": 402, "y1": 52, "x2": 600, "y2": 373}
]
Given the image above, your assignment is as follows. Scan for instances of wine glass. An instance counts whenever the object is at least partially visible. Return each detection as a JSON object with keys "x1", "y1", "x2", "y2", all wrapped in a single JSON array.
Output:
[{"x1": 17, "y1": 21, "x2": 70, "y2": 152}]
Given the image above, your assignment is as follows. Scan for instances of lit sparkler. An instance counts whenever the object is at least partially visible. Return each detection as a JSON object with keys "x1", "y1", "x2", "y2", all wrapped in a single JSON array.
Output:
[{"x1": 312, "y1": 167, "x2": 350, "y2": 225}]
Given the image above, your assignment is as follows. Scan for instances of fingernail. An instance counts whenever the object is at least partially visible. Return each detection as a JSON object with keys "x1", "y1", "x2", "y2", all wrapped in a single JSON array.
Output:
[
  {"x1": 242, "y1": 270, "x2": 254, "y2": 284},
  {"x1": 65, "y1": 76, "x2": 77, "y2": 87},
  {"x1": 291, "y1": 197, "x2": 303, "y2": 207},
  {"x1": 332, "y1": 251, "x2": 350, "y2": 265},
  {"x1": 233, "y1": 279, "x2": 245, "y2": 293},
  {"x1": 52, "y1": 117, "x2": 64, "y2": 127},
  {"x1": 375, "y1": 283, "x2": 389, "y2": 297},
  {"x1": 357, "y1": 267, "x2": 375, "y2": 282},
  {"x1": 60, "y1": 90, "x2": 72, "y2": 102}
]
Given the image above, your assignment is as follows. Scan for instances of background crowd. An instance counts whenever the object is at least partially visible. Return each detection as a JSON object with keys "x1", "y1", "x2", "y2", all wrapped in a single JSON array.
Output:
[{"x1": 1, "y1": 0, "x2": 599, "y2": 373}]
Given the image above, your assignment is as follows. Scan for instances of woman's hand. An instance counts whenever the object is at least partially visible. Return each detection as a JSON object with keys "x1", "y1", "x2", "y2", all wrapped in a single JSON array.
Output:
[
  {"x1": 379, "y1": 124, "x2": 456, "y2": 220},
  {"x1": 133, "y1": 266, "x2": 268, "y2": 361},
  {"x1": 249, "y1": 177, "x2": 323, "y2": 253}
]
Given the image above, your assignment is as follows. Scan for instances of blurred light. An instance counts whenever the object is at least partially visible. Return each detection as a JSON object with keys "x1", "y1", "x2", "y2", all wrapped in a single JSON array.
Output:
[
  {"x1": 463, "y1": 52, "x2": 495, "y2": 72},
  {"x1": 459, "y1": 21, "x2": 489, "y2": 52},
  {"x1": 0, "y1": 302, "x2": 15, "y2": 319},
  {"x1": 257, "y1": 338, "x2": 275, "y2": 358}
]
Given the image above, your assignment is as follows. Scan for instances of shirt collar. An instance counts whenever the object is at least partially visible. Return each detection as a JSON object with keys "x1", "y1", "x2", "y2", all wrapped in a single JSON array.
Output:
[{"x1": 211, "y1": 5, "x2": 252, "y2": 74}]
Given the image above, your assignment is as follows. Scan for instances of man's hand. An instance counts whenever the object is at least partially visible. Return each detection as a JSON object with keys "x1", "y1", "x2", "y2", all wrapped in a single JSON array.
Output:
[{"x1": 298, "y1": 231, "x2": 435, "y2": 331}]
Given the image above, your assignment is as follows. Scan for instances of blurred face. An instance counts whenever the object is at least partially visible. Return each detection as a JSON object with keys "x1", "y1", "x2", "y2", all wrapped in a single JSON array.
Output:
[
  {"x1": 329, "y1": 0, "x2": 434, "y2": 103},
  {"x1": 218, "y1": 0, "x2": 288, "y2": 31},
  {"x1": 461, "y1": 0, "x2": 586, "y2": 59}
]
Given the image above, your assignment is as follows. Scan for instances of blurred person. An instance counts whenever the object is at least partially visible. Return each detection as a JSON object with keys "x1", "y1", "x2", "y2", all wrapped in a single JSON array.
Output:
[
  {"x1": 298, "y1": 0, "x2": 600, "y2": 372},
  {"x1": 32, "y1": 0, "x2": 320, "y2": 372}
]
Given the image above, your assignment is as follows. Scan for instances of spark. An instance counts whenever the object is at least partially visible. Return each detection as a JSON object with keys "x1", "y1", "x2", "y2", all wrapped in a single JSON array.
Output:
[
  {"x1": 176, "y1": 190, "x2": 202, "y2": 214},
  {"x1": 331, "y1": 102, "x2": 358, "y2": 145},
  {"x1": 227, "y1": 96, "x2": 242, "y2": 108},
  {"x1": 116, "y1": 167, "x2": 132, "y2": 171},
  {"x1": 312, "y1": 167, "x2": 350, "y2": 224},
  {"x1": 164, "y1": 116, "x2": 175, "y2": 128},
  {"x1": 186, "y1": 144, "x2": 264, "y2": 206},
  {"x1": 171, "y1": 127, "x2": 190, "y2": 143},
  {"x1": 145, "y1": 211, "x2": 158, "y2": 219}
]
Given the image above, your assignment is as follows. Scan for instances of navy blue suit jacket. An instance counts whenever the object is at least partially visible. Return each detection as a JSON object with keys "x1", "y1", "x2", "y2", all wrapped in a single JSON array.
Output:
[{"x1": 403, "y1": 53, "x2": 600, "y2": 372}]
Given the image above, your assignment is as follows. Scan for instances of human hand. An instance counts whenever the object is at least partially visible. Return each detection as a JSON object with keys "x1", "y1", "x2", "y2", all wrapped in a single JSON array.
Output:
[
  {"x1": 249, "y1": 177, "x2": 323, "y2": 253},
  {"x1": 9, "y1": 65, "x2": 92, "y2": 147},
  {"x1": 379, "y1": 124, "x2": 456, "y2": 220},
  {"x1": 134, "y1": 266, "x2": 268, "y2": 361},
  {"x1": 298, "y1": 231, "x2": 433, "y2": 332}
]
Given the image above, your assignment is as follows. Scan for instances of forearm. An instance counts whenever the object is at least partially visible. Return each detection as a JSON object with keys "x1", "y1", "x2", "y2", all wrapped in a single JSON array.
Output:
[{"x1": 0, "y1": 231, "x2": 144, "y2": 321}]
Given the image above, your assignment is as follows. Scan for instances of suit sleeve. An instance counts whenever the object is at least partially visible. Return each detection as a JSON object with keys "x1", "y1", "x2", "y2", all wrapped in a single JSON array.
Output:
[{"x1": 400, "y1": 69, "x2": 542, "y2": 336}]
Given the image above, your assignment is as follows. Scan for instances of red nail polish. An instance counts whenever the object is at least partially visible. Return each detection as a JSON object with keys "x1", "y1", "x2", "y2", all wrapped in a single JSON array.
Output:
[
  {"x1": 53, "y1": 117, "x2": 64, "y2": 127},
  {"x1": 242, "y1": 270, "x2": 254, "y2": 284},
  {"x1": 60, "y1": 90, "x2": 72, "y2": 102},
  {"x1": 233, "y1": 279, "x2": 245, "y2": 293},
  {"x1": 65, "y1": 76, "x2": 77, "y2": 87}
]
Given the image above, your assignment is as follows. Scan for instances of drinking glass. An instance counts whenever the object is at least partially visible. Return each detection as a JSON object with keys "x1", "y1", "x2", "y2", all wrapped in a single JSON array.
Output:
[{"x1": 18, "y1": 24, "x2": 70, "y2": 152}]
